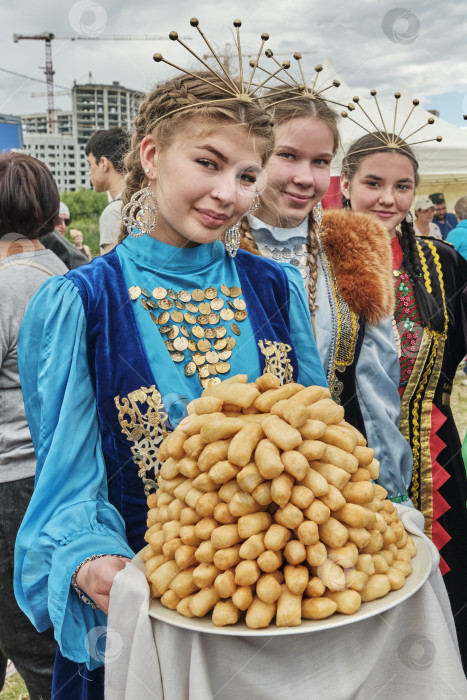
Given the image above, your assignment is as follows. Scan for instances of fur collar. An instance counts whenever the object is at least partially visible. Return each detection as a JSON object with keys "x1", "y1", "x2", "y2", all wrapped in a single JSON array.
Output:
[
  {"x1": 320, "y1": 210, "x2": 394, "y2": 324},
  {"x1": 240, "y1": 209, "x2": 394, "y2": 325}
]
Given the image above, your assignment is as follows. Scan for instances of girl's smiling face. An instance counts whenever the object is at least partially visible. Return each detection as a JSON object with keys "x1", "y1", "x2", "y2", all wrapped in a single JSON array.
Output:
[
  {"x1": 141, "y1": 121, "x2": 262, "y2": 248},
  {"x1": 340, "y1": 151, "x2": 416, "y2": 237},
  {"x1": 256, "y1": 116, "x2": 335, "y2": 228}
]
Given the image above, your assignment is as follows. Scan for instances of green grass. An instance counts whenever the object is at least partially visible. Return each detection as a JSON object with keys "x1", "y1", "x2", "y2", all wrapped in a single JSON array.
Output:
[{"x1": 0, "y1": 673, "x2": 29, "y2": 700}]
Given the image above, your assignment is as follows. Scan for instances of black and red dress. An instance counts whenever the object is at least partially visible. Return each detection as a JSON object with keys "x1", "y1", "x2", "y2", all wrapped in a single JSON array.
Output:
[{"x1": 392, "y1": 234, "x2": 467, "y2": 669}]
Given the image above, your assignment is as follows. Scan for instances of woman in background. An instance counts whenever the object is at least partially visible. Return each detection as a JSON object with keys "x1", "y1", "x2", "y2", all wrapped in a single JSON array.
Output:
[
  {"x1": 0, "y1": 153, "x2": 63, "y2": 700},
  {"x1": 69, "y1": 228, "x2": 92, "y2": 262},
  {"x1": 412, "y1": 195, "x2": 442, "y2": 239}
]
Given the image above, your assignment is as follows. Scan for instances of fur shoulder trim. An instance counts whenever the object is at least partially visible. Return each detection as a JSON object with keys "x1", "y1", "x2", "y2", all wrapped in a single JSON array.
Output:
[{"x1": 321, "y1": 210, "x2": 395, "y2": 324}]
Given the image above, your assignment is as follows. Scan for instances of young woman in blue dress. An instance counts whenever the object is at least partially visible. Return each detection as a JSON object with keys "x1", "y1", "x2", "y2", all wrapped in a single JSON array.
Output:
[{"x1": 14, "y1": 27, "x2": 327, "y2": 700}]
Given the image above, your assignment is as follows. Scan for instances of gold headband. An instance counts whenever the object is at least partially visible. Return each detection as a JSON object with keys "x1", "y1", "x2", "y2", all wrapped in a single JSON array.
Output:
[
  {"x1": 249, "y1": 52, "x2": 345, "y2": 108},
  {"x1": 151, "y1": 18, "x2": 294, "y2": 123},
  {"x1": 341, "y1": 90, "x2": 442, "y2": 155}
]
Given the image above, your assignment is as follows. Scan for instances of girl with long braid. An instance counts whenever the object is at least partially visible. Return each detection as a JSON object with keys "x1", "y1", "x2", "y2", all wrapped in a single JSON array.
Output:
[
  {"x1": 13, "y1": 25, "x2": 327, "y2": 699},
  {"x1": 239, "y1": 90, "x2": 414, "y2": 506},
  {"x1": 341, "y1": 130, "x2": 467, "y2": 670}
]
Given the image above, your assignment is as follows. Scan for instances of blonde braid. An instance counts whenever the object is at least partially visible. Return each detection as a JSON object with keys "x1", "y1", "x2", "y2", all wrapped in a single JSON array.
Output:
[
  {"x1": 238, "y1": 216, "x2": 260, "y2": 254},
  {"x1": 306, "y1": 215, "x2": 320, "y2": 315},
  {"x1": 239, "y1": 212, "x2": 319, "y2": 320}
]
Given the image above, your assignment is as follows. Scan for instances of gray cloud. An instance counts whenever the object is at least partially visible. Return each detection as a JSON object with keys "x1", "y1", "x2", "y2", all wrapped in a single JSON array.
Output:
[{"x1": 1, "y1": 0, "x2": 466, "y2": 120}]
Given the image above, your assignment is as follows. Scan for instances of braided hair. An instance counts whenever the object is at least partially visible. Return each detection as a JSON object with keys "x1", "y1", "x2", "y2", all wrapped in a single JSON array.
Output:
[
  {"x1": 120, "y1": 72, "x2": 275, "y2": 241},
  {"x1": 341, "y1": 133, "x2": 445, "y2": 332},
  {"x1": 238, "y1": 216, "x2": 258, "y2": 253},
  {"x1": 239, "y1": 92, "x2": 339, "y2": 316},
  {"x1": 306, "y1": 224, "x2": 320, "y2": 315},
  {"x1": 239, "y1": 213, "x2": 321, "y2": 316}
]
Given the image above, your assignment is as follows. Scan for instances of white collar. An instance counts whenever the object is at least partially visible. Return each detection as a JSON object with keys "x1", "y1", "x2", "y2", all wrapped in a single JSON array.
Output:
[{"x1": 247, "y1": 213, "x2": 309, "y2": 243}]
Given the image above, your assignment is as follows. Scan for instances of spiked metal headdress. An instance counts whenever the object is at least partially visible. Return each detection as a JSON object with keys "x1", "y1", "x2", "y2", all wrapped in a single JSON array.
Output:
[
  {"x1": 341, "y1": 90, "x2": 442, "y2": 155},
  {"x1": 250, "y1": 51, "x2": 345, "y2": 108},
  {"x1": 151, "y1": 18, "x2": 291, "y2": 123}
]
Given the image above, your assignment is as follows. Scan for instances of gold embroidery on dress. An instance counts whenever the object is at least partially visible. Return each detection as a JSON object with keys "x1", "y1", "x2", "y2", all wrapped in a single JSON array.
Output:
[
  {"x1": 413, "y1": 333, "x2": 442, "y2": 537},
  {"x1": 392, "y1": 317, "x2": 402, "y2": 358},
  {"x1": 399, "y1": 331, "x2": 430, "y2": 504},
  {"x1": 400, "y1": 241, "x2": 449, "y2": 537},
  {"x1": 114, "y1": 385, "x2": 168, "y2": 495},
  {"x1": 415, "y1": 240, "x2": 432, "y2": 293},
  {"x1": 418, "y1": 241, "x2": 449, "y2": 538},
  {"x1": 318, "y1": 240, "x2": 360, "y2": 402},
  {"x1": 259, "y1": 340, "x2": 293, "y2": 385}
]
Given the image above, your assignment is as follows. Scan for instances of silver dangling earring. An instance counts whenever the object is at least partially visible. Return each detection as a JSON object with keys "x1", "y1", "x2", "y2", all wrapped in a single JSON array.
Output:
[
  {"x1": 224, "y1": 223, "x2": 240, "y2": 258},
  {"x1": 405, "y1": 210, "x2": 413, "y2": 224},
  {"x1": 313, "y1": 201, "x2": 323, "y2": 231},
  {"x1": 345, "y1": 199, "x2": 351, "y2": 210},
  {"x1": 248, "y1": 191, "x2": 260, "y2": 214},
  {"x1": 121, "y1": 187, "x2": 158, "y2": 238}
]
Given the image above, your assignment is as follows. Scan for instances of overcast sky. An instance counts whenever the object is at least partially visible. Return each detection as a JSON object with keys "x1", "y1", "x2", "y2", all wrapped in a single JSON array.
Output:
[{"x1": 1, "y1": 0, "x2": 466, "y2": 126}]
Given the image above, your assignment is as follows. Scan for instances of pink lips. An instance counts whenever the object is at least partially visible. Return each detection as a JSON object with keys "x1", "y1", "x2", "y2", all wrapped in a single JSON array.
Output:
[
  {"x1": 372, "y1": 210, "x2": 397, "y2": 218},
  {"x1": 195, "y1": 208, "x2": 228, "y2": 227},
  {"x1": 284, "y1": 191, "x2": 312, "y2": 205}
]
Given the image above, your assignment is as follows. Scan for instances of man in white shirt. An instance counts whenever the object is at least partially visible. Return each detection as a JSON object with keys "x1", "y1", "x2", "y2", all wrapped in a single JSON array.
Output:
[{"x1": 85, "y1": 127, "x2": 130, "y2": 254}]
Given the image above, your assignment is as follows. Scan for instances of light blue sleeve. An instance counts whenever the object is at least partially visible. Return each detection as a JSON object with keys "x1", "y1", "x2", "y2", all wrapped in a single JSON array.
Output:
[
  {"x1": 447, "y1": 229, "x2": 467, "y2": 261},
  {"x1": 14, "y1": 275, "x2": 134, "y2": 668},
  {"x1": 283, "y1": 264, "x2": 328, "y2": 388},
  {"x1": 355, "y1": 316, "x2": 413, "y2": 503}
]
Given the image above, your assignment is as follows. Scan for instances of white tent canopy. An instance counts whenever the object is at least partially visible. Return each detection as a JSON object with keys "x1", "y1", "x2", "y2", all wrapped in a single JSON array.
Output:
[{"x1": 312, "y1": 59, "x2": 467, "y2": 196}]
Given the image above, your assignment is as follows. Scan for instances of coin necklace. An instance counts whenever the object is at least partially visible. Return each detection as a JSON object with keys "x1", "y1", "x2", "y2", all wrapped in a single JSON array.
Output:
[{"x1": 128, "y1": 284, "x2": 248, "y2": 388}]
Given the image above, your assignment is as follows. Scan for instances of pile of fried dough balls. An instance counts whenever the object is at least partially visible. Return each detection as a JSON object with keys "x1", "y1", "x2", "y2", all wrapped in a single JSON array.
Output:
[{"x1": 141, "y1": 374, "x2": 417, "y2": 628}]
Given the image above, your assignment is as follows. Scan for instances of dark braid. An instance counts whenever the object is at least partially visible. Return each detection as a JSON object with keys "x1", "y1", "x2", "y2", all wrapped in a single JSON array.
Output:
[
  {"x1": 399, "y1": 218, "x2": 445, "y2": 332},
  {"x1": 399, "y1": 218, "x2": 422, "y2": 279},
  {"x1": 342, "y1": 132, "x2": 446, "y2": 333}
]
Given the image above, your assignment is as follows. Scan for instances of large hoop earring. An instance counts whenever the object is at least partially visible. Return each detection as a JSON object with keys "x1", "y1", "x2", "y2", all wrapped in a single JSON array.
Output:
[
  {"x1": 313, "y1": 201, "x2": 323, "y2": 232},
  {"x1": 224, "y1": 223, "x2": 240, "y2": 258},
  {"x1": 122, "y1": 187, "x2": 158, "y2": 238}
]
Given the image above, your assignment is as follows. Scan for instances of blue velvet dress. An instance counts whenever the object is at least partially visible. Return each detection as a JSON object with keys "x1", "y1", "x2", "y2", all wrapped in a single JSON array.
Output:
[{"x1": 14, "y1": 234, "x2": 327, "y2": 699}]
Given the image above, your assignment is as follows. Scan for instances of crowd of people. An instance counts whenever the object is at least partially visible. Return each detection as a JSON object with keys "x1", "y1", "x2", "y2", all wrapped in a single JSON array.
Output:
[{"x1": 1, "y1": 18, "x2": 467, "y2": 700}]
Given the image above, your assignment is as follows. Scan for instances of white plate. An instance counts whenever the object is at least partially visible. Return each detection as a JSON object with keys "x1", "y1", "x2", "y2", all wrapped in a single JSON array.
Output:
[{"x1": 132, "y1": 534, "x2": 431, "y2": 636}]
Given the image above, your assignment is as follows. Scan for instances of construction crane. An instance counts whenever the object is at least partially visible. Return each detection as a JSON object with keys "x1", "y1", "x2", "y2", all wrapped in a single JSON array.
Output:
[
  {"x1": 13, "y1": 32, "x2": 192, "y2": 134},
  {"x1": 13, "y1": 34, "x2": 55, "y2": 133}
]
